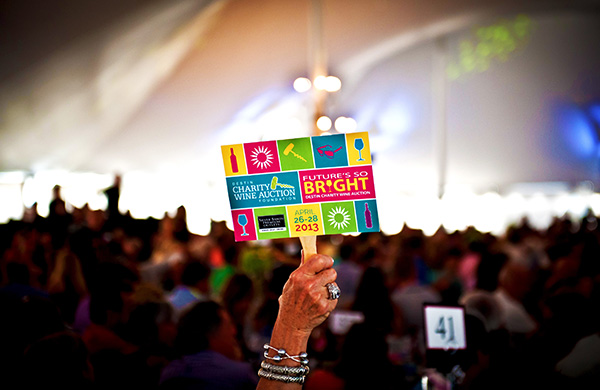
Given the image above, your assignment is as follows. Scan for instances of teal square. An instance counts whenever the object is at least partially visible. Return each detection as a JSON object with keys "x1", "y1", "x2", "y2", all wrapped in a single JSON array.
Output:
[
  {"x1": 355, "y1": 199, "x2": 379, "y2": 232},
  {"x1": 312, "y1": 134, "x2": 348, "y2": 168}
]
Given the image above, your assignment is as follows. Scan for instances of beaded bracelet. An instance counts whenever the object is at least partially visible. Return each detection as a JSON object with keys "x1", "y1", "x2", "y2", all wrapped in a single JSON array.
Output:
[
  {"x1": 261, "y1": 361, "x2": 310, "y2": 377},
  {"x1": 263, "y1": 343, "x2": 309, "y2": 365},
  {"x1": 258, "y1": 368, "x2": 306, "y2": 385}
]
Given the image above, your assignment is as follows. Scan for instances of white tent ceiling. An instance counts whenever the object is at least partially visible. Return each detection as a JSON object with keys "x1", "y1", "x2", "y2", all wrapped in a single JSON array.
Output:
[{"x1": 1, "y1": 0, "x2": 600, "y2": 233}]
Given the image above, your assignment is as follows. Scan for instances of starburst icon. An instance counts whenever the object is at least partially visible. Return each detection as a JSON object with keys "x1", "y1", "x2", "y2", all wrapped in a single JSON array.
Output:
[
  {"x1": 328, "y1": 207, "x2": 351, "y2": 230},
  {"x1": 250, "y1": 146, "x2": 274, "y2": 170}
]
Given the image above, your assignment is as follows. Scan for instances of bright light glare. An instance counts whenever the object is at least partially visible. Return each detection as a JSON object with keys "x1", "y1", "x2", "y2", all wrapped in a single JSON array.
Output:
[
  {"x1": 334, "y1": 117, "x2": 357, "y2": 133},
  {"x1": 324, "y1": 76, "x2": 341, "y2": 92},
  {"x1": 293, "y1": 77, "x2": 312, "y2": 93},
  {"x1": 525, "y1": 193, "x2": 552, "y2": 231},
  {"x1": 120, "y1": 172, "x2": 181, "y2": 219},
  {"x1": 471, "y1": 192, "x2": 505, "y2": 234},
  {"x1": 313, "y1": 75, "x2": 327, "y2": 90},
  {"x1": 316, "y1": 116, "x2": 332, "y2": 131},
  {"x1": 590, "y1": 193, "x2": 600, "y2": 216},
  {"x1": 0, "y1": 184, "x2": 24, "y2": 223}
]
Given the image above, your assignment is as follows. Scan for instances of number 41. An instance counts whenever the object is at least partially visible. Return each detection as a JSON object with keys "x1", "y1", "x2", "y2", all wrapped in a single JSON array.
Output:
[{"x1": 435, "y1": 316, "x2": 455, "y2": 341}]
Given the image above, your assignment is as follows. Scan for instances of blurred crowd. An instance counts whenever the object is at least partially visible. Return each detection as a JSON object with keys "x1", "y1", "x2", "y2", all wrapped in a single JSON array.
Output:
[{"x1": 1, "y1": 183, "x2": 600, "y2": 389}]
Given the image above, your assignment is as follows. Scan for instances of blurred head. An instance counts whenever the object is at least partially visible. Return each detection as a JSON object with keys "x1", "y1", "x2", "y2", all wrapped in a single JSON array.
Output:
[
  {"x1": 498, "y1": 260, "x2": 534, "y2": 300},
  {"x1": 7, "y1": 262, "x2": 29, "y2": 285},
  {"x1": 221, "y1": 273, "x2": 254, "y2": 322},
  {"x1": 352, "y1": 266, "x2": 395, "y2": 333},
  {"x1": 23, "y1": 331, "x2": 93, "y2": 388},
  {"x1": 181, "y1": 261, "x2": 211, "y2": 293},
  {"x1": 175, "y1": 301, "x2": 241, "y2": 360},
  {"x1": 52, "y1": 185, "x2": 61, "y2": 198}
]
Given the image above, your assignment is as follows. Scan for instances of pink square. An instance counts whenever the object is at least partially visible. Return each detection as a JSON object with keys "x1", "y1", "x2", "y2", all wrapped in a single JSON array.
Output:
[
  {"x1": 232, "y1": 210, "x2": 256, "y2": 241},
  {"x1": 244, "y1": 140, "x2": 281, "y2": 174}
]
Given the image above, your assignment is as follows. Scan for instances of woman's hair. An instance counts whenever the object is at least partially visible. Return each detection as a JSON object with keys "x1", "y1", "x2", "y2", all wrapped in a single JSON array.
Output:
[{"x1": 174, "y1": 300, "x2": 223, "y2": 356}]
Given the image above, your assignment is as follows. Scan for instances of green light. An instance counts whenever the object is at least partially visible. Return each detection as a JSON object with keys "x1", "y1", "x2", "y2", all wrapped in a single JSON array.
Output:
[
  {"x1": 446, "y1": 63, "x2": 461, "y2": 80},
  {"x1": 449, "y1": 13, "x2": 533, "y2": 80},
  {"x1": 476, "y1": 42, "x2": 491, "y2": 57}
]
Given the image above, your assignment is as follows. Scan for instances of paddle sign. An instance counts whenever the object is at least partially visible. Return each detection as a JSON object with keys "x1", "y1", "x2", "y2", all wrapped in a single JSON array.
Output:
[{"x1": 221, "y1": 132, "x2": 379, "y2": 245}]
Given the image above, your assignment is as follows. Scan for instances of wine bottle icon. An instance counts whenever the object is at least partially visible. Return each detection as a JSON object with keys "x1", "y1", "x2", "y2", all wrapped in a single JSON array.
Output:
[
  {"x1": 364, "y1": 203, "x2": 372, "y2": 229},
  {"x1": 354, "y1": 138, "x2": 365, "y2": 161},
  {"x1": 230, "y1": 148, "x2": 239, "y2": 173},
  {"x1": 238, "y1": 214, "x2": 249, "y2": 236}
]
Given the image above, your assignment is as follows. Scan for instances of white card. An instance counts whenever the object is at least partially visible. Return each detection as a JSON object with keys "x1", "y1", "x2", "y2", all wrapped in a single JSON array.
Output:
[{"x1": 424, "y1": 305, "x2": 467, "y2": 350}]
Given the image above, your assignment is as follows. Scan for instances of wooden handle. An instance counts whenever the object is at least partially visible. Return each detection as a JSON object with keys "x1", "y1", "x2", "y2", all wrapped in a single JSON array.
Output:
[{"x1": 299, "y1": 236, "x2": 317, "y2": 265}]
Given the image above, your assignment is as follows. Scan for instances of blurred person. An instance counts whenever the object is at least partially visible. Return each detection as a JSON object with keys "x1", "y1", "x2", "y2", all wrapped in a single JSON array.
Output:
[
  {"x1": 46, "y1": 242, "x2": 88, "y2": 324},
  {"x1": 247, "y1": 264, "x2": 295, "y2": 357},
  {"x1": 122, "y1": 283, "x2": 177, "y2": 388},
  {"x1": 82, "y1": 262, "x2": 144, "y2": 388},
  {"x1": 48, "y1": 184, "x2": 71, "y2": 250},
  {"x1": 21, "y1": 330, "x2": 96, "y2": 389},
  {"x1": 333, "y1": 242, "x2": 364, "y2": 310},
  {"x1": 1, "y1": 261, "x2": 48, "y2": 299},
  {"x1": 69, "y1": 208, "x2": 111, "y2": 286},
  {"x1": 493, "y1": 260, "x2": 538, "y2": 338},
  {"x1": 430, "y1": 246, "x2": 464, "y2": 305},
  {"x1": 159, "y1": 300, "x2": 258, "y2": 390},
  {"x1": 391, "y1": 254, "x2": 441, "y2": 333},
  {"x1": 139, "y1": 215, "x2": 186, "y2": 288},
  {"x1": 352, "y1": 266, "x2": 396, "y2": 334},
  {"x1": 0, "y1": 292, "x2": 67, "y2": 389},
  {"x1": 167, "y1": 260, "x2": 211, "y2": 321},
  {"x1": 335, "y1": 321, "x2": 399, "y2": 390},
  {"x1": 1, "y1": 229, "x2": 44, "y2": 289},
  {"x1": 173, "y1": 205, "x2": 190, "y2": 243},
  {"x1": 103, "y1": 174, "x2": 122, "y2": 230},
  {"x1": 555, "y1": 331, "x2": 600, "y2": 384},
  {"x1": 221, "y1": 273, "x2": 255, "y2": 360}
]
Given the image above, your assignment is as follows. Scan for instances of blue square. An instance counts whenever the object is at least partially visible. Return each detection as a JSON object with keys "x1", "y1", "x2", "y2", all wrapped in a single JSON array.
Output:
[{"x1": 312, "y1": 134, "x2": 348, "y2": 168}]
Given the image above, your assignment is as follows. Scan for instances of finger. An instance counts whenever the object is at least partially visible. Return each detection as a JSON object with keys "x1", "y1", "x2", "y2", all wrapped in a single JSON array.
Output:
[
  {"x1": 312, "y1": 268, "x2": 337, "y2": 286},
  {"x1": 300, "y1": 254, "x2": 334, "y2": 276}
]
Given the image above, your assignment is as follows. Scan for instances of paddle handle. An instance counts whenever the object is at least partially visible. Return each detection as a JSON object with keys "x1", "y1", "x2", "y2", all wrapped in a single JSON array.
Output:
[{"x1": 299, "y1": 236, "x2": 317, "y2": 265}]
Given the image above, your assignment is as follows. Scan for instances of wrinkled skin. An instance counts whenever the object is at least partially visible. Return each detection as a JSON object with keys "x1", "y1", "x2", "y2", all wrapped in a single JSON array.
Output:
[
  {"x1": 257, "y1": 253, "x2": 338, "y2": 390},
  {"x1": 277, "y1": 254, "x2": 338, "y2": 337}
]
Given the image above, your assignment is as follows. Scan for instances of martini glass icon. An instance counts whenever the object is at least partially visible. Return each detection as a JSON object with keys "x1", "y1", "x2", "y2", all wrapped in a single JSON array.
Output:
[
  {"x1": 354, "y1": 138, "x2": 365, "y2": 161},
  {"x1": 238, "y1": 214, "x2": 249, "y2": 236}
]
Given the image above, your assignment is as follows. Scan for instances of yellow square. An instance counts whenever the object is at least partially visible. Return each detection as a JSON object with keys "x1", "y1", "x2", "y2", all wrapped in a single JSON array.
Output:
[
  {"x1": 287, "y1": 204, "x2": 323, "y2": 237},
  {"x1": 346, "y1": 132, "x2": 372, "y2": 165},
  {"x1": 221, "y1": 144, "x2": 247, "y2": 176}
]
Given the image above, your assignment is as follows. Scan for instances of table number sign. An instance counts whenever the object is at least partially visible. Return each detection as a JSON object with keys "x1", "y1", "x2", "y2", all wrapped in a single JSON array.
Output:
[{"x1": 423, "y1": 305, "x2": 467, "y2": 350}]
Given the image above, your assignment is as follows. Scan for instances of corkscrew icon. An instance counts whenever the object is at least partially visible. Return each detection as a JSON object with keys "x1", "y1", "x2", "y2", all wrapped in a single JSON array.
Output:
[
  {"x1": 270, "y1": 176, "x2": 294, "y2": 190},
  {"x1": 283, "y1": 143, "x2": 307, "y2": 162}
]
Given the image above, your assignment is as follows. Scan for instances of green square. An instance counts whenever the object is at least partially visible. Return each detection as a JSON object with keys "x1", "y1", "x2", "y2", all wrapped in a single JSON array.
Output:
[
  {"x1": 254, "y1": 206, "x2": 290, "y2": 240},
  {"x1": 277, "y1": 138, "x2": 314, "y2": 171},
  {"x1": 321, "y1": 201, "x2": 357, "y2": 235}
]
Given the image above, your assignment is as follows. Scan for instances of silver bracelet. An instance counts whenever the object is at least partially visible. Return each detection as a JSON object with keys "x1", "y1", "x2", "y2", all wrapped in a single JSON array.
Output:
[
  {"x1": 263, "y1": 343, "x2": 309, "y2": 365},
  {"x1": 258, "y1": 368, "x2": 306, "y2": 384},
  {"x1": 261, "y1": 361, "x2": 310, "y2": 377}
]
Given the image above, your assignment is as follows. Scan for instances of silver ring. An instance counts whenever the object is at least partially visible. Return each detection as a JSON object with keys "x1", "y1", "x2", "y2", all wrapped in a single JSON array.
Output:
[{"x1": 326, "y1": 283, "x2": 341, "y2": 300}]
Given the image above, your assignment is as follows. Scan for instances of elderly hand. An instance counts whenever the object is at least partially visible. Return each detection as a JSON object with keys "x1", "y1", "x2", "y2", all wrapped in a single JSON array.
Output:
[
  {"x1": 276, "y1": 253, "x2": 338, "y2": 339},
  {"x1": 257, "y1": 254, "x2": 338, "y2": 389}
]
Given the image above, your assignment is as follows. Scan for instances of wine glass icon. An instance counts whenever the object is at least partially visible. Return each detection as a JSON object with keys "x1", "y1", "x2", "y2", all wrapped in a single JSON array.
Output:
[
  {"x1": 237, "y1": 214, "x2": 249, "y2": 236},
  {"x1": 354, "y1": 138, "x2": 365, "y2": 161}
]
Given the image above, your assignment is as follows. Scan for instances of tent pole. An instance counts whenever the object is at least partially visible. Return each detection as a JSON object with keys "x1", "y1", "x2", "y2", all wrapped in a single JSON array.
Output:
[
  {"x1": 433, "y1": 37, "x2": 448, "y2": 199},
  {"x1": 310, "y1": 0, "x2": 326, "y2": 136}
]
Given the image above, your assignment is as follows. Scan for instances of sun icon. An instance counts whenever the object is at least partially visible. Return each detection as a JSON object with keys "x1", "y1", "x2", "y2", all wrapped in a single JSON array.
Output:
[
  {"x1": 250, "y1": 146, "x2": 274, "y2": 170},
  {"x1": 328, "y1": 207, "x2": 351, "y2": 230}
]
